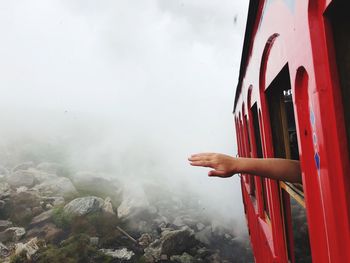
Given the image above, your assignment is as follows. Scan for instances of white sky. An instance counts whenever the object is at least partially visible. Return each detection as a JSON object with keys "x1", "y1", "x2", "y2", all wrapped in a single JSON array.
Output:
[{"x1": 0, "y1": 0, "x2": 249, "y2": 227}]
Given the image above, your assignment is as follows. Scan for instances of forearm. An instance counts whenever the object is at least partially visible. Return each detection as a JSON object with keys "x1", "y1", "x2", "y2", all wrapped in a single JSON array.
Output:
[{"x1": 236, "y1": 158, "x2": 302, "y2": 183}]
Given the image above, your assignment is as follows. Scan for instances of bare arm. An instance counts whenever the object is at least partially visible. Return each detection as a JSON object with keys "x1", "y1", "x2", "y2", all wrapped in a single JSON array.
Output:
[{"x1": 188, "y1": 153, "x2": 301, "y2": 183}]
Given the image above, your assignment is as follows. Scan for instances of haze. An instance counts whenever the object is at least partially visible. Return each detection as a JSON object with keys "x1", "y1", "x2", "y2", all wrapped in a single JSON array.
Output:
[{"x1": 0, "y1": 1, "x2": 249, "y2": 231}]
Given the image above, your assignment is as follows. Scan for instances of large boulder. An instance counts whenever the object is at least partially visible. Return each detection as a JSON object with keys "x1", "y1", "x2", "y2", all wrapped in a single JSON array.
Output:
[
  {"x1": 117, "y1": 184, "x2": 156, "y2": 220},
  {"x1": 30, "y1": 210, "x2": 53, "y2": 227},
  {"x1": 33, "y1": 177, "x2": 77, "y2": 197},
  {"x1": 64, "y1": 196, "x2": 104, "y2": 216},
  {"x1": 7, "y1": 170, "x2": 35, "y2": 188},
  {"x1": 144, "y1": 227, "x2": 197, "y2": 261}
]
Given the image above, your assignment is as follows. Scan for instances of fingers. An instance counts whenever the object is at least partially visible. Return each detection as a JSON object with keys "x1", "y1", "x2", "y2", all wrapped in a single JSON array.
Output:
[
  {"x1": 188, "y1": 153, "x2": 216, "y2": 162},
  {"x1": 189, "y1": 160, "x2": 213, "y2": 168}
]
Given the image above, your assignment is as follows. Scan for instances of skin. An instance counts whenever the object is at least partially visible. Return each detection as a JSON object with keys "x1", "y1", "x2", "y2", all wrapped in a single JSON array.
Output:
[{"x1": 188, "y1": 153, "x2": 302, "y2": 183}]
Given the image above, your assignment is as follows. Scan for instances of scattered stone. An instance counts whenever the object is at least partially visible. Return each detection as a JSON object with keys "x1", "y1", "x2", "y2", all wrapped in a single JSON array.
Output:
[
  {"x1": 0, "y1": 221, "x2": 13, "y2": 231},
  {"x1": 16, "y1": 186, "x2": 28, "y2": 193},
  {"x1": 45, "y1": 204, "x2": 53, "y2": 210},
  {"x1": 170, "y1": 252, "x2": 195, "y2": 263},
  {"x1": 0, "y1": 227, "x2": 26, "y2": 242},
  {"x1": 0, "y1": 182, "x2": 10, "y2": 195},
  {"x1": 64, "y1": 196, "x2": 104, "y2": 216},
  {"x1": 99, "y1": 248, "x2": 135, "y2": 260},
  {"x1": 144, "y1": 227, "x2": 197, "y2": 261},
  {"x1": 102, "y1": 197, "x2": 115, "y2": 215},
  {"x1": 15, "y1": 237, "x2": 40, "y2": 260},
  {"x1": 12, "y1": 162, "x2": 34, "y2": 173},
  {"x1": 89, "y1": 237, "x2": 99, "y2": 246},
  {"x1": 0, "y1": 242, "x2": 9, "y2": 258},
  {"x1": 138, "y1": 233, "x2": 152, "y2": 247},
  {"x1": 30, "y1": 209, "x2": 53, "y2": 227},
  {"x1": 7, "y1": 170, "x2": 35, "y2": 188}
]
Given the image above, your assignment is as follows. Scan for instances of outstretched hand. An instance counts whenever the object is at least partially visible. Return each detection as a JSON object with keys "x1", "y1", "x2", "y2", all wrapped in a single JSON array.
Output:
[{"x1": 188, "y1": 153, "x2": 239, "y2": 177}]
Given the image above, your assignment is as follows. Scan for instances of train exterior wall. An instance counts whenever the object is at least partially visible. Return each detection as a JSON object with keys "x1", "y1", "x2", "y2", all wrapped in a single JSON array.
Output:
[{"x1": 234, "y1": 0, "x2": 350, "y2": 262}]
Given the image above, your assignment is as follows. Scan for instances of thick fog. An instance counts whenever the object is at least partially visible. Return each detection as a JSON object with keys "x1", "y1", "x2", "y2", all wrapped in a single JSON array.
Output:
[{"x1": 0, "y1": 0, "x2": 248, "y2": 233}]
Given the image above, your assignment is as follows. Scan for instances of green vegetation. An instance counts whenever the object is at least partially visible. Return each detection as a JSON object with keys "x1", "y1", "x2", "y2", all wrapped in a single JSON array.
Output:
[
  {"x1": 35, "y1": 234, "x2": 113, "y2": 263},
  {"x1": 52, "y1": 207, "x2": 73, "y2": 230}
]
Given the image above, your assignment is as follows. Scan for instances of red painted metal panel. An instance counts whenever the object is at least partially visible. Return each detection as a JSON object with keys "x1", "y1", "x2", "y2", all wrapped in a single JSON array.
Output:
[{"x1": 234, "y1": 0, "x2": 350, "y2": 262}]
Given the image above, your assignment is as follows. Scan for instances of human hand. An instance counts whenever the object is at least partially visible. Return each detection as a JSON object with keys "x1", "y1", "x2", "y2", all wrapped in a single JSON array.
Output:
[{"x1": 188, "y1": 153, "x2": 239, "y2": 177}]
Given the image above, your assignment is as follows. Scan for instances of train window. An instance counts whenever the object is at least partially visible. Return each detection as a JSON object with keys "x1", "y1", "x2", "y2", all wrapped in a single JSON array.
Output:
[
  {"x1": 326, "y1": 1, "x2": 350, "y2": 160},
  {"x1": 266, "y1": 65, "x2": 312, "y2": 263},
  {"x1": 252, "y1": 104, "x2": 270, "y2": 218}
]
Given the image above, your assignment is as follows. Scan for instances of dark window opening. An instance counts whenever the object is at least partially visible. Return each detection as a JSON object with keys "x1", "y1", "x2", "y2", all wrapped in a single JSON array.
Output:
[
  {"x1": 245, "y1": 115, "x2": 256, "y2": 197},
  {"x1": 252, "y1": 104, "x2": 269, "y2": 217},
  {"x1": 266, "y1": 64, "x2": 312, "y2": 263},
  {"x1": 326, "y1": 1, "x2": 350, "y2": 161}
]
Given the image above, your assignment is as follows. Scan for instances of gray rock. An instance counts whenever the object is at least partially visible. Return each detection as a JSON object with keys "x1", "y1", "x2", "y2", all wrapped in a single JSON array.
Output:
[
  {"x1": 144, "y1": 227, "x2": 197, "y2": 261},
  {"x1": 64, "y1": 196, "x2": 104, "y2": 216},
  {"x1": 7, "y1": 170, "x2": 35, "y2": 188},
  {"x1": 0, "y1": 182, "x2": 10, "y2": 195},
  {"x1": 195, "y1": 226, "x2": 213, "y2": 245},
  {"x1": 12, "y1": 162, "x2": 34, "y2": 172},
  {"x1": 99, "y1": 248, "x2": 135, "y2": 260},
  {"x1": 0, "y1": 242, "x2": 9, "y2": 258},
  {"x1": 102, "y1": 197, "x2": 115, "y2": 215},
  {"x1": 117, "y1": 184, "x2": 150, "y2": 219},
  {"x1": 170, "y1": 252, "x2": 195, "y2": 263},
  {"x1": 138, "y1": 233, "x2": 152, "y2": 247},
  {"x1": 33, "y1": 177, "x2": 77, "y2": 197},
  {"x1": 0, "y1": 220, "x2": 13, "y2": 231},
  {"x1": 161, "y1": 227, "x2": 197, "y2": 256},
  {"x1": 15, "y1": 237, "x2": 40, "y2": 260},
  {"x1": 0, "y1": 227, "x2": 26, "y2": 242},
  {"x1": 30, "y1": 209, "x2": 53, "y2": 227}
]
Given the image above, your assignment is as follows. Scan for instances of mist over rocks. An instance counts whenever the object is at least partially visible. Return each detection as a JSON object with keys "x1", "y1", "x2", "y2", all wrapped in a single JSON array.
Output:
[{"x1": 0, "y1": 156, "x2": 253, "y2": 262}]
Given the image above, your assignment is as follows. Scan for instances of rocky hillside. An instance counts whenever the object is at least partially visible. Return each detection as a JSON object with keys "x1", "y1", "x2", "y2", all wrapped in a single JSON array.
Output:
[{"x1": 0, "y1": 161, "x2": 253, "y2": 263}]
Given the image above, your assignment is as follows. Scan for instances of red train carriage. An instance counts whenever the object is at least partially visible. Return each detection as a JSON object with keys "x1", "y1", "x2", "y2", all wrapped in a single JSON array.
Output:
[{"x1": 233, "y1": 0, "x2": 350, "y2": 262}]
